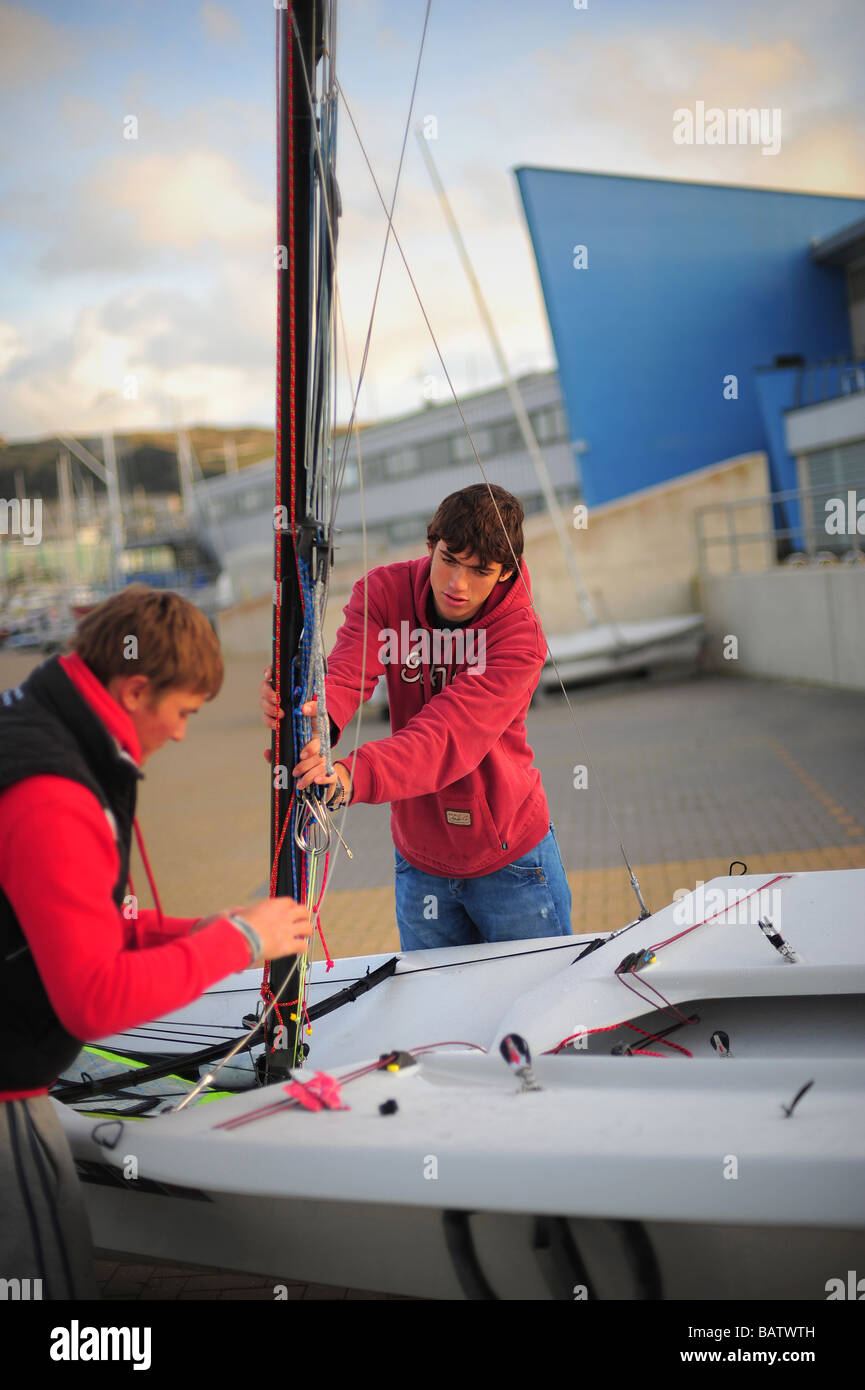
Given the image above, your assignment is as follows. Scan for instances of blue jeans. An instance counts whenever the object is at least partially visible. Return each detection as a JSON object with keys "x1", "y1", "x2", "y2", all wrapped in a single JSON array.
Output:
[{"x1": 394, "y1": 824, "x2": 572, "y2": 950}]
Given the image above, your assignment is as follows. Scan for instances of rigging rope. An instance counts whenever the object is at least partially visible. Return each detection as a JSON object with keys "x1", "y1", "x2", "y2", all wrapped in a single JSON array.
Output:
[
  {"x1": 333, "y1": 77, "x2": 652, "y2": 922},
  {"x1": 266, "y1": 0, "x2": 434, "y2": 1069}
]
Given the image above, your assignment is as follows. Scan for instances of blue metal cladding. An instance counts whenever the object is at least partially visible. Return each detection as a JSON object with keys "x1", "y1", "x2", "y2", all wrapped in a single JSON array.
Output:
[{"x1": 515, "y1": 168, "x2": 865, "y2": 508}]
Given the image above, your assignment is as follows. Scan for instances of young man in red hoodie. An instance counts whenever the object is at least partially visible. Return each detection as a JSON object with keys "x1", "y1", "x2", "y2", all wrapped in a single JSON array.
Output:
[
  {"x1": 262, "y1": 483, "x2": 572, "y2": 950},
  {"x1": 0, "y1": 585, "x2": 312, "y2": 1299}
]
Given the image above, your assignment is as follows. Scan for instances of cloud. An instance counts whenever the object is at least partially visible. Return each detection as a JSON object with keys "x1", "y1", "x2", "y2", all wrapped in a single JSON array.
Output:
[
  {"x1": 526, "y1": 29, "x2": 864, "y2": 194},
  {"x1": 33, "y1": 149, "x2": 272, "y2": 275},
  {"x1": 96, "y1": 150, "x2": 271, "y2": 251},
  {"x1": 0, "y1": 265, "x2": 277, "y2": 437},
  {"x1": 0, "y1": 322, "x2": 25, "y2": 375},
  {"x1": 201, "y1": 3, "x2": 241, "y2": 44},
  {"x1": 0, "y1": 1, "x2": 79, "y2": 87}
]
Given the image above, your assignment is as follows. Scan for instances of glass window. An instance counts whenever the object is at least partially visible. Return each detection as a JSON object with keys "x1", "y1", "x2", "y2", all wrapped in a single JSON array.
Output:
[
  {"x1": 417, "y1": 438, "x2": 450, "y2": 472},
  {"x1": 352, "y1": 453, "x2": 383, "y2": 483},
  {"x1": 450, "y1": 427, "x2": 491, "y2": 464},
  {"x1": 388, "y1": 516, "x2": 426, "y2": 544},
  {"x1": 530, "y1": 405, "x2": 568, "y2": 444},
  {"x1": 340, "y1": 460, "x2": 359, "y2": 490},
  {"x1": 121, "y1": 546, "x2": 174, "y2": 574},
  {"x1": 384, "y1": 448, "x2": 419, "y2": 478},
  {"x1": 491, "y1": 420, "x2": 523, "y2": 455}
]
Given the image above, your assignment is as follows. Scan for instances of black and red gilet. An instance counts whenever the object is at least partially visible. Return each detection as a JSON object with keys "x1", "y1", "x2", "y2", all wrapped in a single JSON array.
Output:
[{"x1": 0, "y1": 656, "x2": 141, "y2": 1090}]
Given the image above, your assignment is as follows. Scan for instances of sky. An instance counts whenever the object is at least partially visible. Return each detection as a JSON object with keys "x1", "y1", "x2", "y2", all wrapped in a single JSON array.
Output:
[{"x1": 0, "y1": 0, "x2": 863, "y2": 441}]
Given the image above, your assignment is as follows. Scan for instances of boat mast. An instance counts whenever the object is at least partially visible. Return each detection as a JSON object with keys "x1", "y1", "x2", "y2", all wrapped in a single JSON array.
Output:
[{"x1": 268, "y1": 0, "x2": 323, "y2": 1081}]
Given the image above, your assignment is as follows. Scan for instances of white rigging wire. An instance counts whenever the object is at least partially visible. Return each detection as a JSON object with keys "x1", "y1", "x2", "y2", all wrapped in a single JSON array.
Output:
[
  {"x1": 286, "y1": 0, "x2": 433, "y2": 917},
  {"x1": 332, "y1": 79, "x2": 650, "y2": 915}
]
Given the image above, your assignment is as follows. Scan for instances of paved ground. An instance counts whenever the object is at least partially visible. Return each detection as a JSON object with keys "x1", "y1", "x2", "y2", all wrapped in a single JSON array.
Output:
[{"x1": 2, "y1": 649, "x2": 863, "y2": 1298}]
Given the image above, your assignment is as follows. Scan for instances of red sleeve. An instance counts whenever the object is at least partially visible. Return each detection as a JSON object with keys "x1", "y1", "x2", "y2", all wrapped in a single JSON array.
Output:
[
  {"x1": 131, "y1": 909, "x2": 201, "y2": 949},
  {"x1": 0, "y1": 777, "x2": 250, "y2": 1041},
  {"x1": 323, "y1": 570, "x2": 389, "y2": 739},
  {"x1": 341, "y1": 619, "x2": 544, "y2": 804}
]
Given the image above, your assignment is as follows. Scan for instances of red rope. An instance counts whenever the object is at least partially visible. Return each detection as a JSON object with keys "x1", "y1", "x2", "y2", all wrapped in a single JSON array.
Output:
[
  {"x1": 546, "y1": 1022, "x2": 623, "y2": 1055},
  {"x1": 272, "y1": 6, "x2": 284, "y2": 838},
  {"x1": 131, "y1": 818, "x2": 164, "y2": 932},
  {"x1": 310, "y1": 848, "x2": 335, "y2": 970},
  {"x1": 624, "y1": 1021, "x2": 692, "y2": 1058},
  {"x1": 649, "y1": 874, "x2": 793, "y2": 952},
  {"x1": 269, "y1": 793, "x2": 295, "y2": 897}
]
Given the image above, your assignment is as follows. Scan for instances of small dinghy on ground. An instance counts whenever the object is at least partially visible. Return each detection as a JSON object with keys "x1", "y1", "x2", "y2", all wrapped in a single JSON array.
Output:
[
  {"x1": 56, "y1": 867, "x2": 865, "y2": 1298},
  {"x1": 540, "y1": 615, "x2": 706, "y2": 688}
]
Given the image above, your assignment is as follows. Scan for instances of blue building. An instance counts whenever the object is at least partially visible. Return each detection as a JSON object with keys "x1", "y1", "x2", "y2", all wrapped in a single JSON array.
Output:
[{"x1": 516, "y1": 168, "x2": 865, "y2": 523}]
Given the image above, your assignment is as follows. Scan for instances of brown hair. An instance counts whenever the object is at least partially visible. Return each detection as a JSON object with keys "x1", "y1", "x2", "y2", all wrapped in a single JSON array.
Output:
[
  {"x1": 427, "y1": 484, "x2": 524, "y2": 573},
  {"x1": 71, "y1": 584, "x2": 224, "y2": 701}
]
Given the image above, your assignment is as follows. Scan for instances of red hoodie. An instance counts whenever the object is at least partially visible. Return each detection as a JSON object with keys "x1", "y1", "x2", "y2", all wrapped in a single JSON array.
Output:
[
  {"x1": 324, "y1": 555, "x2": 550, "y2": 877},
  {"x1": 0, "y1": 652, "x2": 250, "y2": 1100}
]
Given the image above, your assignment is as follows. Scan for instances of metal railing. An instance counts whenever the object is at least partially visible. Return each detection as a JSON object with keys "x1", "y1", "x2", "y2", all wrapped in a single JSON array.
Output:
[
  {"x1": 695, "y1": 480, "x2": 865, "y2": 576},
  {"x1": 791, "y1": 357, "x2": 865, "y2": 409}
]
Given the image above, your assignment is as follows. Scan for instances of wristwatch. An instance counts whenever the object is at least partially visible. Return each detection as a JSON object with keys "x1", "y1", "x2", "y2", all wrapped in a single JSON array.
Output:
[{"x1": 326, "y1": 770, "x2": 349, "y2": 810}]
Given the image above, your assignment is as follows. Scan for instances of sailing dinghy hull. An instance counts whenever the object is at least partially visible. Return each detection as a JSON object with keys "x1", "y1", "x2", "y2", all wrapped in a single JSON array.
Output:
[
  {"x1": 61, "y1": 1052, "x2": 865, "y2": 1300},
  {"x1": 53, "y1": 867, "x2": 865, "y2": 1298}
]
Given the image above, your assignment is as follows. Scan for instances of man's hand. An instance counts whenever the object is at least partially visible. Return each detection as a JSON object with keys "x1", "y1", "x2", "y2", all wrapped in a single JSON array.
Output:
[
  {"x1": 260, "y1": 669, "x2": 351, "y2": 801},
  {"x1": 294, "y1": 714, "x2": 351, "y2": 802}
]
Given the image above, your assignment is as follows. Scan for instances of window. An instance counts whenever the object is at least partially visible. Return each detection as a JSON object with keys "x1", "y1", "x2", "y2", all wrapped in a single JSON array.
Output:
[
  {"x1": 340, "y1": 460, "x2": 359, "y2": 491},
  {"x1": 801, "y1": 440, "x2": 865, "y2": 553},
  {"x1": 384, "y1": 448, "x2": 419, "y2": 478},
  {"x1": 530, "y1": 404, "x2": 569, "y2": 444},
  {"x1": 388, "y1": 516, "x2": 427, "y2": 544},
  {"x1": 450, "y1": 427, "x2": 492, "y2": 464},
  {"x1": 121, "y1": 546, "x2": 174, "y2": 574},
  {"x1": 417, "y1": 438, "x2": 450, "y2": 472},
  {"x1": 490, "y1": 420, "x2": 523, "y2": 455},
  {"x1": 358, "y1": 453, "x2": 384, "y2": 484}
]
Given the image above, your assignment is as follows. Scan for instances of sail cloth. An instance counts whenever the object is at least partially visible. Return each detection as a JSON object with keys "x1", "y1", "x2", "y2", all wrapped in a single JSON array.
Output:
[{"x1": 55, "y1": 1046, "x2": 228, "y2": 1116}]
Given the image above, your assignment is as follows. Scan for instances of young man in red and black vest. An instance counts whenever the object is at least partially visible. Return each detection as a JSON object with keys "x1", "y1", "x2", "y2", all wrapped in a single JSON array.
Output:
[
  {"x1": 0, "y1": 585, "x2": 311, "y2": 1299},
  {"x1": 262, "y1": 483, "x2": 572, "y2": 949}
]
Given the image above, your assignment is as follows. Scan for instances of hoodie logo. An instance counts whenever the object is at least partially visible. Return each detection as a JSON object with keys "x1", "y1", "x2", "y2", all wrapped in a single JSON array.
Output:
[{"x1": 379, "y1": 622, "x2": 486, "y2": 678}]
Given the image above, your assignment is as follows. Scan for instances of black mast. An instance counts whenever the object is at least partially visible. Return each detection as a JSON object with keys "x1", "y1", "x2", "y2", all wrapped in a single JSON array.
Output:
[{"x1": 267, "y1": 0, "x2": 324, "y2": 1082}]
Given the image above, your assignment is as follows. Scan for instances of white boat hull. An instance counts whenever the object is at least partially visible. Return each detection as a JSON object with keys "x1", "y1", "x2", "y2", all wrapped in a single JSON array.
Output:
[
  {"x1": 62, "y1": 1053, "x2": 865, "y2": 1299},
  {"x1": 540, "y1": 615, "x2": 705, "y2": 686},
  {"x1": 56, "y1": 868, "x2": 865, "y2": 1298}
]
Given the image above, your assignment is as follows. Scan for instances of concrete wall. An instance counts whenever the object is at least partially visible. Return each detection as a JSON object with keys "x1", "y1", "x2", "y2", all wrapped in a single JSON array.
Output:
[
  {"x1": 700, "y1": 566, "x2": 865, "y2": 690},
  {"x1": 525, "y1": 451, "x2": 770, "y2": 633}
]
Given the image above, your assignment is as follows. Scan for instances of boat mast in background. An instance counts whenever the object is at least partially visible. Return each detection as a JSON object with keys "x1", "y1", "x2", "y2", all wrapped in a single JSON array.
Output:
[{"x1": 415, "y1": 130, "x2": 598, "y2": 628}]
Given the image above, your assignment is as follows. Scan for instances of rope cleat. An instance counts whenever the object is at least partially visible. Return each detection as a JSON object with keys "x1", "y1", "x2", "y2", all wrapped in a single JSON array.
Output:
[
  {"x1": 377, "y1": 1050, "x2": 417, "y2": 1074},
  {"x1": 499, "y1": 1033, "x2": 543, "y2": 1092}
]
